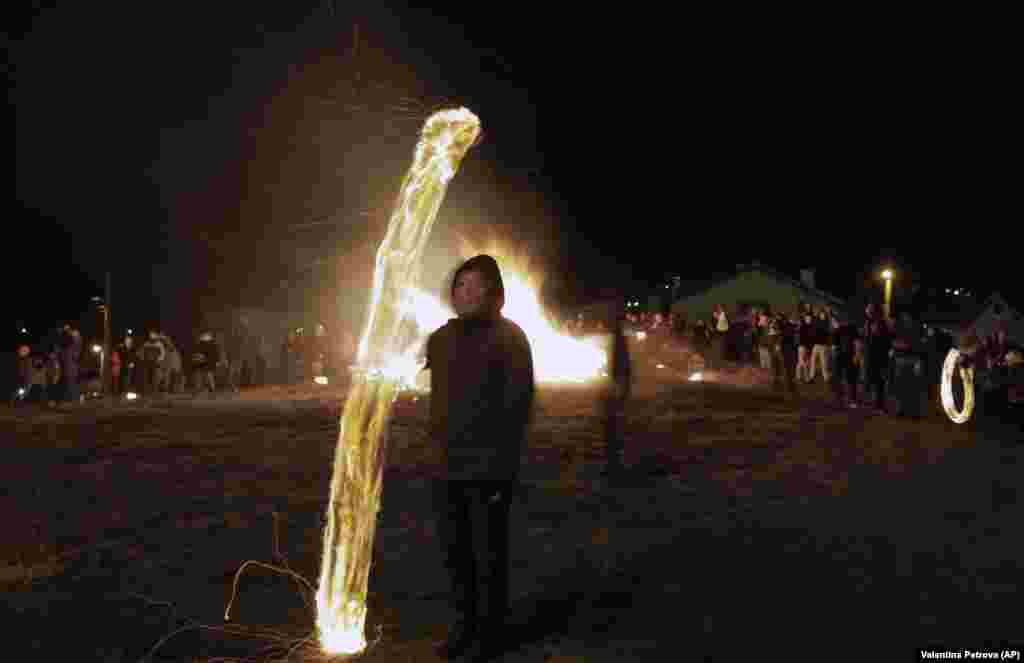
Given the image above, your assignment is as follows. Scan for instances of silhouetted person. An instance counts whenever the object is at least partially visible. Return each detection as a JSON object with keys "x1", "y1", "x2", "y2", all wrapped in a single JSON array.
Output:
[
  {"x1": 157, "y1": 332, "x2": 183, "y2": 393},
  {"x1": 773, "y1": 314, "x2": 799, "y2": 396},
  {"x1": 45, "y1": 351, "x2": 62, "y2": 407},
  {"x1": 61, "y1": 324, "x2": 83, "y2": 404},
  {"x1": 426, "y1": 255, "x2": 535, "y2": 662},
  {"x1": 691, "y1": 320, "x2": 711, "y2": 371},
  {"x1": 225, "y1": 318, "x2": 246, "y2": 392},
  {"x1": 139, "y1": 331, "x2": 166, "y2": 396},
  {"x1": 860, "y1": 302, "x2": 881, "y2": 398},
  {"x1": 866, "y1": 318, "x2": 892, "y2": 413},
  {"x1": 602, "y1": 295, "x2": 632, "y2": 479},
  {"x1": 891, "y1": 313, "x2": 924, "y2": 417},
  {"x1": 192, "y1": 331, "x2": 220, "y2": 396},
  {"x1": 832, "y1": 318, "x2": 861, "y2": 408}
]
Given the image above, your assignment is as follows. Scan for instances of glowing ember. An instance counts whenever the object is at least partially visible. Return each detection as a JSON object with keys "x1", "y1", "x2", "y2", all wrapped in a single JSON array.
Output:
[
  {"x1": 125, "y1": 392, "x2": 138, "y2": 401},
  {"x1": 314, "y1": 377, "x2": 329, "y2": 386},
  {"x1": 316, "y1": 108, "x2": 481, "y2": 655},
  {"x1": 941, "y1": 348, "x2": 974, "y2": 424},
  {"x1": 689, "y1": 372, "x2": 703, "y2": 382}
]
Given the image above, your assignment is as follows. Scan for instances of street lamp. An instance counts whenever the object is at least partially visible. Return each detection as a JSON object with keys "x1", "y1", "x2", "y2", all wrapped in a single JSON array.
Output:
[
  {"x1": 93, "y1": 287, "x2": 111, "y2": 396},
  {"x1": 881, "y1": 268, "x2": 894, "y2": 319}
]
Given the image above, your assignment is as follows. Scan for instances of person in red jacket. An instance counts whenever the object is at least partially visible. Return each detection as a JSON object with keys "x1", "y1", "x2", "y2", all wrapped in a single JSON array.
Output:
[{"x1": 426, "y1": 255, "x2": 535, "y2": 662}]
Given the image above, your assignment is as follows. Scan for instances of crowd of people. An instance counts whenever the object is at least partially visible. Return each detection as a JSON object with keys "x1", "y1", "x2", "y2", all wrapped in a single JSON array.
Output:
[
  {"x1": 561, "y1": 300, "x2": 1019, "y2": 417},
  {"x1": 12, "y1": 299, "x2": 1019, "y2": 416},
  {"x1": 13, "y1": 320, "x2": 361, "y2": 407}
]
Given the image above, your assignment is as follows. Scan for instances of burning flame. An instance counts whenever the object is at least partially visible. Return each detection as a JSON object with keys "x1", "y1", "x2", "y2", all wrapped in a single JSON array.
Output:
[{"x1": 391, "y1": 268, "x2": 607, "y2": 388}]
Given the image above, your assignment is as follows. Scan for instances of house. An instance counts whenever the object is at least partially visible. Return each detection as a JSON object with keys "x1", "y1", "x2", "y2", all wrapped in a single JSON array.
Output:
[
  {"x1": 920, "y1": 292, "x2": 1024, "y2": 343},
  {"x1": 670, "y1": 263, "x2": 849, "y2": 323}
]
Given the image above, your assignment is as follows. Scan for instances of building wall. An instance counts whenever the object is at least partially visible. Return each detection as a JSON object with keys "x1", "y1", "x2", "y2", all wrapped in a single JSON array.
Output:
[{"x1": 671, "y1": 271, "x2": 845, "y2": 323}]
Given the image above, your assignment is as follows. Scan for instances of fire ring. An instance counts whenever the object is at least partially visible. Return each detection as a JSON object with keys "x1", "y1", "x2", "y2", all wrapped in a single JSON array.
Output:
[{"x1": 941, "y1": 348, "x2": 975, "y2": 424}]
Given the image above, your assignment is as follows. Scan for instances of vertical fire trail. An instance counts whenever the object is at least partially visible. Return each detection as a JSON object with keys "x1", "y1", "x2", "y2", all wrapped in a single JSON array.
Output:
[{"x1": 316, "y1": 108, "x2": 481, "y2": 655}]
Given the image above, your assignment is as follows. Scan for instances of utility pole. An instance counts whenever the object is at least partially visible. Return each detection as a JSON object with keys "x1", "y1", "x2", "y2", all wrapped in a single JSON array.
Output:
[
  {"x1": 353, "y1": 21, "x2": 361, "y2": 93},
  {"x1": 104, "y1": 272, "x2": 112, "y2": 397}
]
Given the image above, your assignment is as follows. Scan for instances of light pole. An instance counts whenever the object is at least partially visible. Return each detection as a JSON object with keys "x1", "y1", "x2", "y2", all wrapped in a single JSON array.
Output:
[
  {"x1": 92, "y1": 344, "x2": 104, "y2": 393},
  {"x1": 104, "y1": 272, "x2": 112, "y2": 398},
  {"x1": 881, "y1": 269, "x2": 894, "y2": 319}
]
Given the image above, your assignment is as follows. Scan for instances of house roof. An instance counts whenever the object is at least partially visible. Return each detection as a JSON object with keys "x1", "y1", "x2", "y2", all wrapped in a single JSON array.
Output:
[
  {"x1": 918, "y1": 291, "x2": 1023, "y2": 330},
  {"x1": 993, "y1": 290, "x2": 1024, "y2": 315},
  {"x1": 673, "y1": 263, "x2": 848, "y2": 310}
]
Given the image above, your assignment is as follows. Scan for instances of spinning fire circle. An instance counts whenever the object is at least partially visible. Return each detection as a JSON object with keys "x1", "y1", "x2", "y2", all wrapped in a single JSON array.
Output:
[{"x1": 940, "y1": 348, "x2": 975, "y2": 424}]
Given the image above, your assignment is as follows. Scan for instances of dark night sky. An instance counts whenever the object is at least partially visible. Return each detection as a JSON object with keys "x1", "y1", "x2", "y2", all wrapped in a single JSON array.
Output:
[{"x1": 11, "y1": 2, "x2": 1017, "y2": 343}]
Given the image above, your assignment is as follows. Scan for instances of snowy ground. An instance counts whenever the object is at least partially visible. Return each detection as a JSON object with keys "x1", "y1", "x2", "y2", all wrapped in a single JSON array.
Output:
[{"x1": 3, "y1": 366, "x2": 1021, "y2": 661}]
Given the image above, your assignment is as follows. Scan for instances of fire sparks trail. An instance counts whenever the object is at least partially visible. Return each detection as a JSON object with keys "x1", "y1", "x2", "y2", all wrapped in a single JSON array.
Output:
[
  {"x1": 316, "y1": 108, "x2": 481, "y2": 655},
  {"x1": 941, "y1": 348, "x2": 975, "y2": 424}
]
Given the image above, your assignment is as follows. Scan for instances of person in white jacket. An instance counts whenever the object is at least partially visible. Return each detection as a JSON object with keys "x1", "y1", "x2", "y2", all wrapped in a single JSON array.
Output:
[
  {"x1": 713, "y1": 304, "x2": 730, "y2": 366},
  {"x1": 157, "y1": 332, "x2": 183, "y2": 393},
  {"x1": 140, "y1": 331, "x2": 166, "y2": 396}
]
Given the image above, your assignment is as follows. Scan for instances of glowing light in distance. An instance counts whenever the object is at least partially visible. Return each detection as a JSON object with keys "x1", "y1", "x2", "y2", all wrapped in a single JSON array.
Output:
[
  {"x1": 636, "y1": 331, "x2": 647, "y2": 341},
  {"x1": 92, "y1": 345, "x2": 102, "y2": 354},
  {"x1": 125, "y1": 392, "x2": 138, "y2": 400}
]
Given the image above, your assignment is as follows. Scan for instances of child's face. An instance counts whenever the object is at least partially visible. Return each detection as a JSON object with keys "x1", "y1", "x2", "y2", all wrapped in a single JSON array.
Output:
[{"x1": 453, "y1": 269, "x2": 490, "y2": 318}]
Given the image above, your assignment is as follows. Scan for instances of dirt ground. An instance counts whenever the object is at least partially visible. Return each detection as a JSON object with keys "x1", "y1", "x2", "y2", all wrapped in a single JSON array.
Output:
[{"x1": 3, "y1": 368, "x2": 1021, "y2": 661}]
